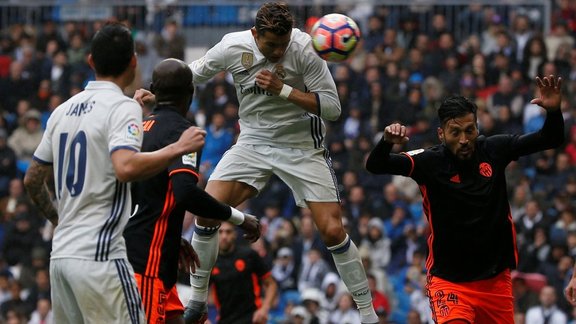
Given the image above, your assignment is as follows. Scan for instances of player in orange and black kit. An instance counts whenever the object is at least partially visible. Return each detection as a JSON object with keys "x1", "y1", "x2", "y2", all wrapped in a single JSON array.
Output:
[
  {"x1": 209, "y1": 221, "x2": 278, "y2": 324},
  {"x1": 366, "y1": 75, "x2": 564, "y2": 324},
  {"x1": 124, "y1": 58, "x2": 261, "y2": 324}
]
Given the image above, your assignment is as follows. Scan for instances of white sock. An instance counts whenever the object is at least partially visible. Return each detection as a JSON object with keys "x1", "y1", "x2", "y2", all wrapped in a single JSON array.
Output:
[
  {"x1": 189, "y1": 222, "x2": 219, "y2": 303},
  {"x1": 329, "y1": 235, "x2": 379, "y2": 323}
]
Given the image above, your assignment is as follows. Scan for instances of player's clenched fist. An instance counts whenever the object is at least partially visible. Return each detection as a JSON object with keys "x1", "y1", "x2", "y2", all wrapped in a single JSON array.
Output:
[
  {"x1": 177, "y1": 126, "x2": 207, "y2": 154},
  {"x1": 240, "y1": 214, "x2": 261, "y2": 243},
  {"x1": 384, "y1": 123, "x2": 410, "y2": 145}
]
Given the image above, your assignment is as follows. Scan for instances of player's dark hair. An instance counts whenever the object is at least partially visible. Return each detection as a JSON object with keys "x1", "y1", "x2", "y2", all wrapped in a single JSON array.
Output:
[
  {"x1": 438, "y1": 95, "x2": 478, "y2": 127},
  {"x1": 90, "y1": 22, "x2": 134, "y2": 77},
  {"x1": 150, "y1": 58, "x2": 194, "y2": 105},
  {"x1": 255, "y1": 2, "x2": 294, "y2": 36}
]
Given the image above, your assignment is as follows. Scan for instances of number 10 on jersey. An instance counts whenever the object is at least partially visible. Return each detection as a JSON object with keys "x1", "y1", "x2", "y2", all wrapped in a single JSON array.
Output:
[{"x1": 57, "y1": 131, "x2": 87, "y2": 199}]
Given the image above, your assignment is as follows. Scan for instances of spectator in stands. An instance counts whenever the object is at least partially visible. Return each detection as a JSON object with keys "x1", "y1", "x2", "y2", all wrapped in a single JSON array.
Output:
[
  {"x1": 298, "y1": 247, "x2": 331, "y2": 293},
  {"x1": 527, "y1": 285, "x2": 568, "y2": 323},
  {"x1": 329, "y1": 292, "x2": 361, "y2": 324},
  {"x1": 546, "y1": 19, "x2": 575, "y2": 61},
  {"x1": 47, "y1": 50, "x2": 71, "y2": 97},
  {"x1": 0, "y1": 178, "x2": 26, "y2": 223},
  {"x1": 35, "y1": 20, "x2": 66, "y2": 55},
  {"x1": 319, "y1": 272, "x2": 341, "y2": 311},
  {"x1": 66, "y1": 32, "x2": 87, "y2": 67},
  {"x1": 272, "y1": 246, "x2": 298, "y2": 293},
  {"x1": 367, "y1": 272, "x2": 390, "y2": 320},
  {"x1": 363, "y1": 15, "x2": 384, "y2": 53},
  {"x1": 200, "y1": 112, "x2": 234, "y2": 179},
  {"x1": 359, "y1": 217, "x2": 391, "y2": 270},
  {"x1": 516, "y1": 199, "x2": 551, "y2": 246},
  {"x1": 512, "y1": 14, "x2": 535, "y2": 63},
  {"x1": 291, "y1": 212, "x2": 331, "y2": 273},
  {"x1": 28, "y1": 297, "x2": 52, "y2": 324},
  {"x1": 512, "y1": 272, "x2": 541, "y2": 316},
  {"x1": 564, "y1": 125, "x2": 576, "y2": 165},
  {"x1": 0, "y1": 279, "x2": 28, "y2": 320},
  {"x1": 24, "y1": 267, "x2": 50, "y2": 317},
  {"x1": 518, "y1": 225, "x2": 552, "y2": 272},
  {"x1": 300, "y1": 287, "x2": 329, "y2": 324},
  {"x1": 486, "y1": 74, "x2": 525, "y2": 124},
  {"x1": 0, "y1": 128, "x2": 17, "y2": 198},
  {"x1": 2, "y1": 61, "x2": 35, "y2": 113},
  {"x1": 7, "y1": 109, "x2": 43, "y2": 173},
  {"x1": 153, "y1": 19, "x2": 185, "y2": 60}
]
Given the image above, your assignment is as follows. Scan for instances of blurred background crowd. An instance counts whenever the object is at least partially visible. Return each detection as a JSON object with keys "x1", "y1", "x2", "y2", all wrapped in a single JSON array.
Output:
[{"x1": 1, "y1": 0, "x2": 576, "y2": 323}]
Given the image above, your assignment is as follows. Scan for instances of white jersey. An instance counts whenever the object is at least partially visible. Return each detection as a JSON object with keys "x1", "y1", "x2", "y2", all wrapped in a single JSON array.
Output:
[
  {"x1": 33, "y1": 81, "x2": 143, "y2": 261},
  {"x1": 190, "y1": 28, "x2": 340, "y2": 149}
]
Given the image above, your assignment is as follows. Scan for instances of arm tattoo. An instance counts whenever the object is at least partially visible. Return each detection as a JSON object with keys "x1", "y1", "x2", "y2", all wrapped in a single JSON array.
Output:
[{"x1": 24, "y1": 161, "x2": 58, "y2": 226}]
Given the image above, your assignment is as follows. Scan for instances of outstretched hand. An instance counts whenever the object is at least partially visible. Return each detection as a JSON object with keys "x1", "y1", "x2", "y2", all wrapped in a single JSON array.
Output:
[
  {"x1": 383, "y1": 123, "x2": 410, "y2": 145},
  {"x1": 530, "y1": 75, "x2": 562, "y2": 112}
]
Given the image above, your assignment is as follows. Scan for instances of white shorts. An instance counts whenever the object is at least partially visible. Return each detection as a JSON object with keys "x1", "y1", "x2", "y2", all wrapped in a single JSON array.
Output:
[
  {"x1": 209, "y1": 143, "x2": 340, "y2": 207},
  {"x1": 50, "y1": 258, "x2": 145, "y2": 324}
]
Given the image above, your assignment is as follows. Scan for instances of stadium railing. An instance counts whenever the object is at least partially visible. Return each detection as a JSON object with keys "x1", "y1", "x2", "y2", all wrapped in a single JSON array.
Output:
[{"x1": 0, "y1": 0, "x2": 551, "y2": 47}]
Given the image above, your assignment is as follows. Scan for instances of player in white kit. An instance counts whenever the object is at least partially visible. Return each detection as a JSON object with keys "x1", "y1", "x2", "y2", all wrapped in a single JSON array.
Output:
[
  {"x1": 156, "y1": 3, "x2": 377, "y2": 323},
  {"x1": 23, "y1": 23, "x2": 206, "y2": 324}
]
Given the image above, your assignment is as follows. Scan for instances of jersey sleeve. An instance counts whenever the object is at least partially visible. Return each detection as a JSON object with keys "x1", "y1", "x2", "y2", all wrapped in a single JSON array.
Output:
[
  {"x1": 108, "y1": 99, "x2": 143, "y2": 154},
  {"x1": 166, "y1": 123, "x2": 201, "y2": 179},
  {"x1": 189, "y1": 39, "x2": 227, "y2": 84},
  {"x1": 168, "y1": 151, "x2": 201, "y2": 179},
  {"x1": 33, "y1": 113, "x2": 56, "y2": 164},
  {"x1": 301, "y1": 42, "x2": 341, "y2": 121}
]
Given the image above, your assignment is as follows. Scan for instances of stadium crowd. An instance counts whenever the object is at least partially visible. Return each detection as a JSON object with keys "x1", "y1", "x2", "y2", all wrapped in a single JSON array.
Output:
[{"x1": 1, "y1": 2, "x2": 576, "y2": 323}]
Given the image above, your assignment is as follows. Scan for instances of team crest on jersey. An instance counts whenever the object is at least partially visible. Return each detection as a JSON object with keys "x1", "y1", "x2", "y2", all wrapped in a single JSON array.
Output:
[
  {"x1": 406, "y1": 149, "x2": 424, "y2": 156},
  {"x1": 126, "y1": 123, "x2": 140, "y2": 141},
  {"x1": 479, "y1": 162, "x2": 492, "y2": 177},
  {"x1": 182, "y1": 152, "x2": 198, "y2": 167},
  {"x1": 241, "y1": 52, "x2": 253, "y2": 70},
  {"x1": 274, "y1": 64, "x2": 286, "y2": 79}
]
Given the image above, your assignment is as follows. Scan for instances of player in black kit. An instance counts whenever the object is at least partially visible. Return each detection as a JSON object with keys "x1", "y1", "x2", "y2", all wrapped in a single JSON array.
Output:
[
  {"x1": 209, "y1": 221, "x2": 277, "y2": 324},
  {"x1": 366, "y1": 75, "x2": 564, "y2": 324},
  {"x1": 124, "y1": 58, "x2": 260, "y2": 324}
]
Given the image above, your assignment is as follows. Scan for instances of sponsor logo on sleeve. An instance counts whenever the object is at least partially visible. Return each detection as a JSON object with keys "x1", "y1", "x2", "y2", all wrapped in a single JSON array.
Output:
[
  {"x1": 182, "y1": 152, "x2": 197, "y2": 167},
  {"x1": 127, "y1": 123, "x2": 141, "y2": 141}
]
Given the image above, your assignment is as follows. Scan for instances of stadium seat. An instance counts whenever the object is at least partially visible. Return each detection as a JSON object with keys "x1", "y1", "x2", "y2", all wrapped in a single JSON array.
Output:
[
  {"x1": 184, "y1": 6, "x2": 210, "y2": 26},
  {"x1": 212, "y1": 6, "x2": 238, "y2": 25}
]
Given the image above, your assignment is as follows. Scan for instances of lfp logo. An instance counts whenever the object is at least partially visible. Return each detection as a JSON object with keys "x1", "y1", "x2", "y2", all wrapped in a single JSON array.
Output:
[{"x1": 127, "y1": 123, "x2": 140, "y2": 137}]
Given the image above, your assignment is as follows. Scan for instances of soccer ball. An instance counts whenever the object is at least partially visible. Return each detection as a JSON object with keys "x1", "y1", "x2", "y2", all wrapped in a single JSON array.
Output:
[{"x1": 310, "y1": 13, "x2": 361, "y2": 62}]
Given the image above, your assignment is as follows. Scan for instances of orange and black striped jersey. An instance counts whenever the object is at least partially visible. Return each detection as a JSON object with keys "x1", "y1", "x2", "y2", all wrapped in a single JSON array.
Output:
[
  {"x1": 366, "y1": 110, "x2": 564, "y2": 282},
  {"x1": 124, "y1": 106, "x2": 201, "y2": 289}
]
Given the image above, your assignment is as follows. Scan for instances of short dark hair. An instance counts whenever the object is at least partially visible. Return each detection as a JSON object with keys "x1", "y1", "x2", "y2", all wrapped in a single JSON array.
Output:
[
  {"x1": 90, "y1": 22, "x2": 134, "y2": 77},
  {"x1": 255, "y1": 2, "x2": 294, "y2": 36},
  {"x1": 437, "y1": 95, "x2": 478, "y2": 127},
  {"x1": 151, "y1": 58, "x2": 194, "y2": 104}
]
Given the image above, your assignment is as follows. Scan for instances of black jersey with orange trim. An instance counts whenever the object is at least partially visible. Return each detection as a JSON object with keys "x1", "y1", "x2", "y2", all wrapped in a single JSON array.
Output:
[
  {"x1": 124, "y1": 106, "x2": 200, "y2": 289},
  {"x1": 366, "y1": 110, "x2": 564, "y2": 282},
  {"x1": 210, "y1": 246, "x2": 271, "y2": 324}
]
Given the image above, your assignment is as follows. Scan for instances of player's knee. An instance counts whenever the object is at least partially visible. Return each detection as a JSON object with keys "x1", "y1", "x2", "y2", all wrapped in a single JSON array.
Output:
[{"x1": 320, "y1": 222, "x2": 346, "y2": 245}]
